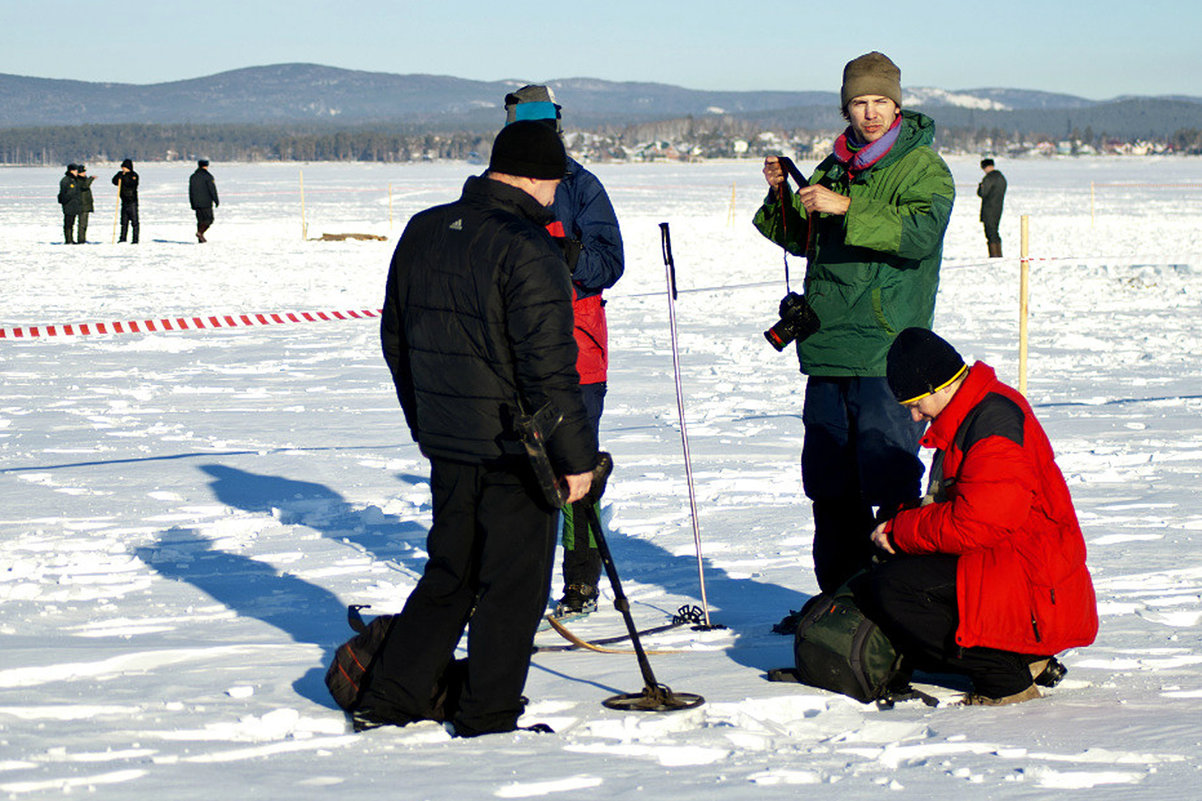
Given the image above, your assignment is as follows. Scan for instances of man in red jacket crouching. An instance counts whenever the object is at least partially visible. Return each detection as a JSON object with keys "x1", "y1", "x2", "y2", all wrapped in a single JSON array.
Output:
[{"x1": 860, "y1": 327, "x2": 1098, "y2": 705}]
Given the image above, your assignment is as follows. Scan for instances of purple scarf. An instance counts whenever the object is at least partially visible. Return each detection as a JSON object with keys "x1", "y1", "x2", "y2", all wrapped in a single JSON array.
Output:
[{"x1": 833, "y1": 115, "x2": 902, "y2": 179}]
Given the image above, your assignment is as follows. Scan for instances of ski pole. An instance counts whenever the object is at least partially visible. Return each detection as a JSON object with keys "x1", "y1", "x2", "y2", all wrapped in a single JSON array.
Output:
[{"x1": 658, "y1": 222, "x2": 720, "y2": 630}]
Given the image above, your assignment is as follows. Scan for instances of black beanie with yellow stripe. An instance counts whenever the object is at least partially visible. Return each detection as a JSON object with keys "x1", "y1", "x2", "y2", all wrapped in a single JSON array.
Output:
[{"x1": 887, "y1": 327, "x2": 967, "y2": 404}]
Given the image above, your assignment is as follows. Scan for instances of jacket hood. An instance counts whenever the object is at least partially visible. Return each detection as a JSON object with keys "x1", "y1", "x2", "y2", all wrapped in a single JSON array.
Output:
[{"x1": 874, "y1": 109, "x2": 937, "y2": 170}]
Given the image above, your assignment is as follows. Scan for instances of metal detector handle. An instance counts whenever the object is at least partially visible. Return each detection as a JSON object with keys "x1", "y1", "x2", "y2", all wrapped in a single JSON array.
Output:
[
  {"x1": 583, "y1": 452, "x2": 614, "y2": 506},
  {"x1": 514, "y1": 402, "x2": 569, "y2": 509},
  {"x1": 659, "y1": 222, "x2": 677, "y2": 301}
]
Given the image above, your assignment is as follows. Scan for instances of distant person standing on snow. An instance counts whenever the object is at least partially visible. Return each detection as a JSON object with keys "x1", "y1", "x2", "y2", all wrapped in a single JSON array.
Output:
[
  {"x1": 189, "y1": 159, "x2": 219, "y2": 243},
  {"x1": 754, "y1": 52, "x2": 955, "y2": 618},
  {"x1": 112, "y1": 159, "x2": 140, "y2": 243},
  {"x1": 978, "y1": 158, "x2": 1006, "y2": 257},
  {"x1": 503, "y1": 84, "x2": 625, "y2": 618},
  {"x1": 73, "y1": 164, "x2": 96, "y2": 244},
  {"x1": 58, "y1": 163, "x2": 80, "y2": 244}
]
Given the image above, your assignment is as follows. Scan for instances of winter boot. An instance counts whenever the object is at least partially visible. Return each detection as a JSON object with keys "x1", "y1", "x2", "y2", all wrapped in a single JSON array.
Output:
[
  {"x1": 1029, "y1": 656, "x2": 1067, "y2": 688},
  {"x1": 987, "y1": 240, "x2": 1003, "y2": 258},
  {"x1": 554, "y1": 583, "x2": 598, "y2": 616},
  {"x1": 958, "y1": 683, "x2": 1041, "y2": 706}
]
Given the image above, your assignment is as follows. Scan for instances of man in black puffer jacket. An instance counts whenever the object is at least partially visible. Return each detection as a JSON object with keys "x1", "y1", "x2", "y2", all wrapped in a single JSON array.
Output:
[{"x1": 362, "y1": 121, "x2": 597, "y2": 738}]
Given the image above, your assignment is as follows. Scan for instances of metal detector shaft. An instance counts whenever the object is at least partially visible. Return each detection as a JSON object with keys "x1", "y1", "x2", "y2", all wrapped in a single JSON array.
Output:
[
  {"x1": 584, "y1": 502, "x2": 661, "y2": 691},
  {"x1": 658, "y1": 222, "x2": 714, "y2": 628}
]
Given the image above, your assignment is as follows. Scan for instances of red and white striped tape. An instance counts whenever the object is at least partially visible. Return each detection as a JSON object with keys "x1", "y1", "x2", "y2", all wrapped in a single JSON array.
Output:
[{"x1": 0, "y1": 308, "x2": 382, "y2": 339}]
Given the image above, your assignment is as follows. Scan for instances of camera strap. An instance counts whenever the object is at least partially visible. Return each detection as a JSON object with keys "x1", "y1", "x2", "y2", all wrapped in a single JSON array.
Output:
[{"x1": 773, "y1": 157, "x2": 815, "y2": 295}]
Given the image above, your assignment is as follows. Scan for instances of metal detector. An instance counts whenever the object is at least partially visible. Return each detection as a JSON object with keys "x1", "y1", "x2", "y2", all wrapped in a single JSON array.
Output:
[
  {"x1": 518, "y1": 407, "x2": 704, "y2": 710},
  {"x1": 584, "y1": 454, "x2": 704, "y2": 712}
]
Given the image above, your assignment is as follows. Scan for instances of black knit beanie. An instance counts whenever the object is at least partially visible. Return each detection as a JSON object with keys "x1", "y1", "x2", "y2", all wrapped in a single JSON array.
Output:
[
  {"x1": 488, "y1": 120, "x2": 566, "y2": 180},
  {"x1": 121, "y1": 158, "x2": 134, "y2": 169},
  {"x1": 887, "y1": 327, "x2": 967, "y2": 404}
]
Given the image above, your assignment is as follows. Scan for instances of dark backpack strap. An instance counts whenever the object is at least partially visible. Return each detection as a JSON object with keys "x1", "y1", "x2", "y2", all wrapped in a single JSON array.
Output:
[
  {"x1": 876, "y1": 686, "x2": 940, "y2": 709},
  {"x1": 348, "y1": 604, "x2": 371, "y2": 634},
  {"x1": 765, "y1": 667, "x2": 802, "y2": 683}
]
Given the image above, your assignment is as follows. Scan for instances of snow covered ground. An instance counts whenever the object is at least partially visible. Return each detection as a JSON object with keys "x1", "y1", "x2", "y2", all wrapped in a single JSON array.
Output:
[{"x1": 2, "y1": 155, "x2": 1202, "y2": 799}]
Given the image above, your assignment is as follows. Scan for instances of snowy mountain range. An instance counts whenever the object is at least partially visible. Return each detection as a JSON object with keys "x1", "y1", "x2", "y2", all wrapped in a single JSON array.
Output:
[{"x1": 1, "y1": 63, "x2": 1199, "y2": 135}]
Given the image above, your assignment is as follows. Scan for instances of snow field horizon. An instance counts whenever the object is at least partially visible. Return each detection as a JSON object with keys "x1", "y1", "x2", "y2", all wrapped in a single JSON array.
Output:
[{"x1": 2, "y1": 155, "x2": 1202, "y2": 799}]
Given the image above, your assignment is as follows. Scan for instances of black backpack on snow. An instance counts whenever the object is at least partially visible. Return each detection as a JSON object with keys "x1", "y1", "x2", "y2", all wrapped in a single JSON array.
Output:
[
  {"x1": 325, "y1": 605, "x2": 465, "y2": 720},
  {"x1": 325, "y1": 605, "x2": 397, "y2": 712}
]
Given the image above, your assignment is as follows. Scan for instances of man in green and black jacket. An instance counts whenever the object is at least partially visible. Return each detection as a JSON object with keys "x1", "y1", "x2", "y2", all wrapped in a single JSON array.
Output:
[{"x1": 753, "y1": 52, "x2": 955, "y2": 612}]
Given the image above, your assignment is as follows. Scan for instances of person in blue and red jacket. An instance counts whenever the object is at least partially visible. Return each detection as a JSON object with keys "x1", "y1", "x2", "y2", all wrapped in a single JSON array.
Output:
[
  {"x1": 504, "y1": 85, "x2": 625, "y2": 616},
  {"x1": 859, "y1": 327, "x2": 1098, "y2": 705}
]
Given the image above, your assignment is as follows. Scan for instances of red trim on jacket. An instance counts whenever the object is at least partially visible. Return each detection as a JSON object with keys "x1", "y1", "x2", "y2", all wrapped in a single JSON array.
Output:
[
  {"x1": 571, "y1": 290, "x2": 608, "y2": 384},
  {"x1": 546, "y1": 221, "x2": 608, "y2": 384},
  {"x1": 889, "y1": 362, "x2": 1098, "y2": 655}
]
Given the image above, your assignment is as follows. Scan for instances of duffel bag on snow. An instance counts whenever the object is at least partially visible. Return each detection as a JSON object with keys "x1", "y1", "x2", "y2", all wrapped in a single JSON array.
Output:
[
  {"x1": 325, "y1": 605, "x2": 397, "y2": 712},
  {"x1": 769, "y1": 581, "x2": 934, "y2": 705},
  {"x1": 325, "y1": 604, "x2": 466, "y2": 720}
]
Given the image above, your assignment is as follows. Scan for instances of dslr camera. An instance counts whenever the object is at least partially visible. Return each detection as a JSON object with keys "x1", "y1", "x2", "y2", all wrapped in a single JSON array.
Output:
[{"x1": 764, "y1": 291, "x2": 820, "y2": 351}]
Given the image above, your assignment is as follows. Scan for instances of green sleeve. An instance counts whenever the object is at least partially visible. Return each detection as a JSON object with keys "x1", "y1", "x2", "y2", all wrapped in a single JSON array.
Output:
[
  {"x1": 753, "y1": 188, "x2": 809, "y2": 257},
  {"x1": 843, "y1": 155, "x2": 955, "y2": 259}
]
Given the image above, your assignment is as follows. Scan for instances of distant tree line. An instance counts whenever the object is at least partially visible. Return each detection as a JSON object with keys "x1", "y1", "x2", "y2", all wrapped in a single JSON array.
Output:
[
  {"x1": 0, "y1": 123, "x2": 491, "y2": 165},
  {"x1": 1169, "y1": 129, "x2": 1202, "y2": 154},
  {"x1": 3, "y1": 117, "x2": 1201, "y2": 166}
]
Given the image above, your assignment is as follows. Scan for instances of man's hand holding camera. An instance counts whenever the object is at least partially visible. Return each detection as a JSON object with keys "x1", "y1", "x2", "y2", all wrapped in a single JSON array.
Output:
[
  {"x1": 762, "y1": 156, "x2": 787, "y2": 190},
  {"x1": 762, "y1": 156, "x2": 851, "y2": 216}
]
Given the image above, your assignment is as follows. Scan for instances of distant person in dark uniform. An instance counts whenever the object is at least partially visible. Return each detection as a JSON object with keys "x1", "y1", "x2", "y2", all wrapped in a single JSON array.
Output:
[
  {"x1": 58, "y1": 163, "x2": 79, "y2": 244},
  {"x1": 189, "y1": 159, "x2": 219, "y2": 243},
  {"x1": 74, "y1": 164, "x2": 96, "y2": 244},
  {"x1": 112, "y1": 159, "x2": 140, "y2": 243},
  {"x1": 978, "y1": 158, "x2": 1006, "y2": 258}
]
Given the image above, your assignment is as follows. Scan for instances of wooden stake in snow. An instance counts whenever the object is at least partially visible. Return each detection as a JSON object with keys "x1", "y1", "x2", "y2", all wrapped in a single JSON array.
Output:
[
  {"x1": 1019, "y1": 215, "x2": 1030, "y2": 395},
  {"x1": 300, "y1": 169, "x2": 308, "y2": 241}
]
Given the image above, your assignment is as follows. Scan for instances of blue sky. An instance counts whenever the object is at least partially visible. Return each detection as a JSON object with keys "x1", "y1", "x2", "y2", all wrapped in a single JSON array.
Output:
[{"x1": 2, "y1": 0, "x2": 1197, "y2": 99}]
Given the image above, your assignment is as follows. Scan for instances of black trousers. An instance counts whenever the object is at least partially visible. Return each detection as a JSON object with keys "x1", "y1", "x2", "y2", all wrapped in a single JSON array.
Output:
[
  {"x1": 363, "y1": 457, "x2": 557, "y2": 735},
  {"x1": 119, "y1": 201, "x2": 139, "y2": 242},
  {"x1": 195, "y1": 207, "x2": 214, "y2": 235},
  {"x1": 801, "y1": 377, "x2": 924, "y2": 593},
  {"x1": 857, "y1": 554, "x2": 1036, "y2": 698},
  {"x1": 982, "y1": 216, "x2": 1001, "y2": 245},
  {"x1": 62, "y1": 213, "x2": 75, "y2": 243}
]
